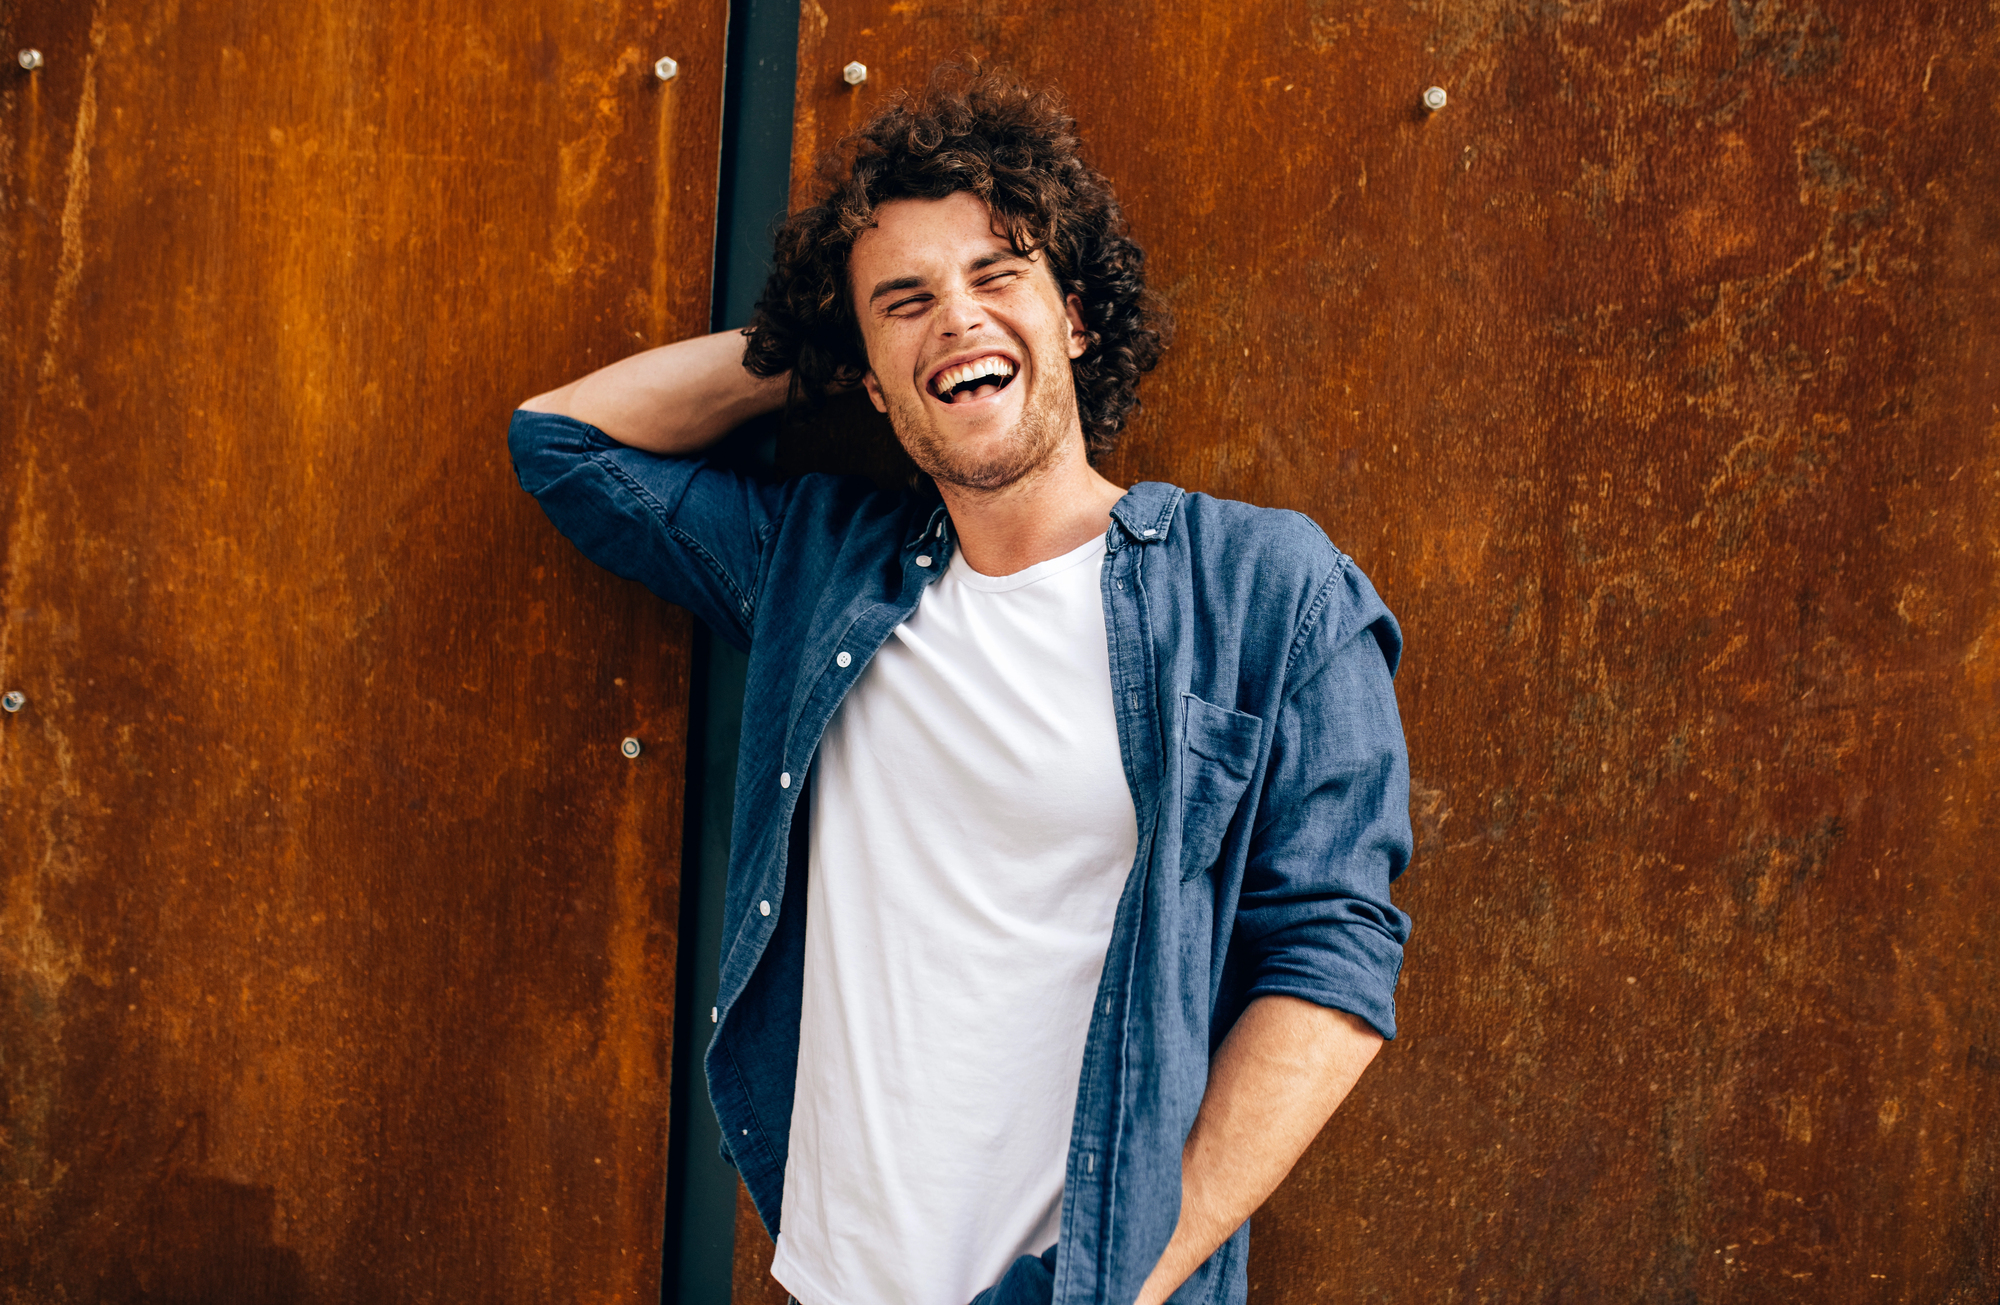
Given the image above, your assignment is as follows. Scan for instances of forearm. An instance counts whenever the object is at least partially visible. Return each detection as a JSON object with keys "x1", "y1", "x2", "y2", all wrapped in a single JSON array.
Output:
[
  {"x1": 1133, "y1": 995, "x2": 1383, "y2": 1305},
  {"x1": 517, "y1": 328, "x2": 789, "y2": 455}
]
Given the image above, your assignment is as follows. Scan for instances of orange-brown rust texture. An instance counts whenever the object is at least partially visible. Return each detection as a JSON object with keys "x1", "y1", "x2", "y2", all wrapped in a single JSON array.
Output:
[
  {"x1": 732, "y1": 1, "x2": 2000, "y2": 1300},
  {"x1": 0, "y1": 1, "x2": 718, "y2": 1300}
]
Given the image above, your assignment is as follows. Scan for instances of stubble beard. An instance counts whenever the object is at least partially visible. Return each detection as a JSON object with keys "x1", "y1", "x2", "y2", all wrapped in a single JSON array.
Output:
[{"x1": 884, "y1": 355, "x2": 1080, "y2": 494}]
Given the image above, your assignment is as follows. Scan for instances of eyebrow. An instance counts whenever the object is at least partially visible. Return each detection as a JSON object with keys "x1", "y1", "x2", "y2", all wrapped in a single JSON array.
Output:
[
  {"x1": 866, "y1": 248, "x2": 1029, "y2": 305},
  {"x1": 867, "y1": 275, "x2": 924, "y2": 305}
]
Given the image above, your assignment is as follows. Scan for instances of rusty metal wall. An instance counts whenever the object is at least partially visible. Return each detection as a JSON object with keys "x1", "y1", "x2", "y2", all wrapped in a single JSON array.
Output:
[
  {"x1": 730, "y1": 1, "x2": 2000, "y2": 1300},
  {"x1": 0, "y1": 2, "x2": 718, "y2": 1300}
]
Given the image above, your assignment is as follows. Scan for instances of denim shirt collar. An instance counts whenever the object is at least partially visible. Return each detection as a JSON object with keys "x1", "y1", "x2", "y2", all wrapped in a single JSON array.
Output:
[
  {"x1": 903, "y1": 496, "x2": 951, "y2": 552},
  {"x1": 900, "y1": 480, "x2": 1185, "y2": 554},
  {"x1": 1109, "y1": 481, "x2": 1183, "y2": 549}
]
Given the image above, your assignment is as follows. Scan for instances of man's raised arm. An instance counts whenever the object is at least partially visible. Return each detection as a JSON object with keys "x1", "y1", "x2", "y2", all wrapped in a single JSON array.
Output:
[
  {"x1": 508, "y1": 329, "x2": 801, "y2": 650},
  {"x1": 518, "y1": 328, "x2": 790, "y2": 456}
]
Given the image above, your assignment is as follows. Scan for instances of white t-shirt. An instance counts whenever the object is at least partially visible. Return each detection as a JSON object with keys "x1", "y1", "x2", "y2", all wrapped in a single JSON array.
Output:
[{"x1": 771, "y1": 532, "x2": 1138, "y2": 1305}]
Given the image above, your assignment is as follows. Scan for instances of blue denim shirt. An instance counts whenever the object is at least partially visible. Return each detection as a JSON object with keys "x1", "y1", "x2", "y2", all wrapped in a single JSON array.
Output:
[{"x1": 509, "y1": 410, "x2": 1413, "y2": 1305}]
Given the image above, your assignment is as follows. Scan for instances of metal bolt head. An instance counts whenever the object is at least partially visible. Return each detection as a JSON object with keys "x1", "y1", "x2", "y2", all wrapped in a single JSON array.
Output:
[
  {"x1": 654, "y1": 55, "x2": 678, "y2": 82},
  {"x1": 1422, "y1": 85, "x2": 1448, "y2": 112},
  {"x1": 843, "y1": 60, "x2": 867, "y2": 86},
  {"x1": 1, "y1": 691, "x2": 25, "y2": 713},
  {"x1": 620, "y1": 736, "x2": 642, "y2": 758},
  {"x1": 18, "y1": 49, "x2": 44, "y2": 71}
]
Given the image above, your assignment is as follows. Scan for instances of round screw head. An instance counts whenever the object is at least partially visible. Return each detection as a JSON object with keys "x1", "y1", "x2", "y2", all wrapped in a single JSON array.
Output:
[
  {"x1": 1422, "y1": 85, "x2": 1448, "y2": 112},
  {"x1": 1, "y1": 691, "x2": 25, "y2": 713},
  {"x1": 654, "y1": 55, "x2": 678, "y2": 81},
  {"x1": 843, "y1": 60, "x2": 867, "y2": 86},
  {"x1": 621, "y1": 736, "x2": 642, "y2": 758},
  {"x1": 19, "y1": 49, "x2": 44, "y2": 70}
]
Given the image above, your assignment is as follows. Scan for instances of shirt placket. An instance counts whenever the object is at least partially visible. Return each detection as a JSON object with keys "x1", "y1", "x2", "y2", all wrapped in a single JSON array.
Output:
[
  {"x1": 1055, "y1": 518, "x2": 1166, "y2": 1304},
  {"x1": 722, "y1": 505, "x2": 954, "y2": 1017}
]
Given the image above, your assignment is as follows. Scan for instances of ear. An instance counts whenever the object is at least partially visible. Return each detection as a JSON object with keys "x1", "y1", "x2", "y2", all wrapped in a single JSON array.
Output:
[
  {"x1": 861, "y1": 370, "x2": 888, "y2": 413},
  {"x1": 1064, "y1": 294, "x2": 1088, "y2": 360}
]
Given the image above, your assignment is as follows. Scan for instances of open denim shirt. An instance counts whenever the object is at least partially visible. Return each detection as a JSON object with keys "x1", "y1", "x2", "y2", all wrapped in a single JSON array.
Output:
[{"x1": 509, "y1": 410, "x2": 1413, "y2": 1305}]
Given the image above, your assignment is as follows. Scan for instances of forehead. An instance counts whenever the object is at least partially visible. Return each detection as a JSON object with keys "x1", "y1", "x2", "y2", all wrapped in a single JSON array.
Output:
[{"x1": 849, "y1": 191, "x2": 1026, "y2": 284}]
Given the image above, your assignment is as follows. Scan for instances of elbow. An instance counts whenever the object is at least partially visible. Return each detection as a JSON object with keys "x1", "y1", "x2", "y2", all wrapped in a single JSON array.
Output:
[{"x1": 516, "y1": 381, "x2": 574, "y2": 415}]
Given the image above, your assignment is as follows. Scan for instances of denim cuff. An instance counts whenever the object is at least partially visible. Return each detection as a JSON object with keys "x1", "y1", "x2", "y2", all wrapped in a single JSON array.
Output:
[{"x1": 966, "y1": 1244, "x2": 1058, "y2": 1305}]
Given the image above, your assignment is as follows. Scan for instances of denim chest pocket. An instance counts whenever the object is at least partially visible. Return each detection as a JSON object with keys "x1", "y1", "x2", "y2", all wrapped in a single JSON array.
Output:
[{"x1": 1180, "y1": 695, "x2": 1265, "y2": 881}]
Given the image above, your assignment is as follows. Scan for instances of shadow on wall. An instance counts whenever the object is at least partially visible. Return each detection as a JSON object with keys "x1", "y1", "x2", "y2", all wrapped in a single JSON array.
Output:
[{"x1": 95, "y1": 1174, "x2": 311, "y2": 1305}]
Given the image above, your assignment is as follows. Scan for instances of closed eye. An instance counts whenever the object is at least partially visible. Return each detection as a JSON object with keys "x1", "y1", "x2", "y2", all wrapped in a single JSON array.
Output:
[{"x1": 884, "y1": 294, "x2": 932, "y2": 316}]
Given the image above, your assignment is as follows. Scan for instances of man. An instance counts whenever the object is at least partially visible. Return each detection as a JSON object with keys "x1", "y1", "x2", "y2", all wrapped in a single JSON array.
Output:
[{"x1": 511, "y1": 67, "x2": 1411, "y2": 1305}]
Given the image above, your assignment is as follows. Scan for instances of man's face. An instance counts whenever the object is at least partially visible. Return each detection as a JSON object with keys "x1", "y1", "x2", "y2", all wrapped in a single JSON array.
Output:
[{"x1": 850, "y1": 191, "x2": 1088, "y2": 492}]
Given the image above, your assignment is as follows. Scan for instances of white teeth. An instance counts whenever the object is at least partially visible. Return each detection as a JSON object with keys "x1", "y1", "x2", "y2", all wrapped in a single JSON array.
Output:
[{"x1": 933, "y1": 355, "x2": 1016, "y2": 397}]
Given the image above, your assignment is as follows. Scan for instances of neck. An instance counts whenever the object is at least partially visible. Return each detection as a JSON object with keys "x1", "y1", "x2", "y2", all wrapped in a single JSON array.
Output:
[{"x1": 936, "y1": 440, "x2": 1126, "y2": 577}]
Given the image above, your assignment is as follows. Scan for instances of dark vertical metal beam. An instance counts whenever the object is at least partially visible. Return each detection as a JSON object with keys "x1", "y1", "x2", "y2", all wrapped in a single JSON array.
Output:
[
  {"x1": 711, "y1": 0, "x2": 803, "y2": 335},
  {"x1": 665, "y1": 0, "x2": 799, "y2": 1300},
  {"x1": 664, "y1": 632, "x2": 750, "y2": 1305}
]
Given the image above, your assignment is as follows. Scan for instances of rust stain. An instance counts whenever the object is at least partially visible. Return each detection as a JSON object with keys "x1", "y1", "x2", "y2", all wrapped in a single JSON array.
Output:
[
  {"x1": 649, "y1": 78, "x2": 683, "y2": 345},
  {"x1": 552, "y1": 46, "x2": 650, "y2": 283},
  {"x1": 36, "y1": 6, "x2": 103, "y2": 392}
]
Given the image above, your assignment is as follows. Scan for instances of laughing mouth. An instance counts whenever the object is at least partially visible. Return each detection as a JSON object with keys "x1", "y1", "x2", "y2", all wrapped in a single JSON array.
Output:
[{"x1": 929, "y1": 355, "x2": 1018, "y2": 405}]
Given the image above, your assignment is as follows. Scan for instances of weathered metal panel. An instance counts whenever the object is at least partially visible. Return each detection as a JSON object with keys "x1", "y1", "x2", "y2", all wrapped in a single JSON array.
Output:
[
  {"x1": 0, "y1": 1, "x2": 721, "y2": 1299},
  {"x1": 736, "y1": 0, "x2": 2000, "y2": 1299}
]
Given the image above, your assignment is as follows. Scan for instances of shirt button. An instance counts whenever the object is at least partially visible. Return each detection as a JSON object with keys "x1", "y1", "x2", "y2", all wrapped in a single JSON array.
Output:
[
  {"x1": 915, "y1": 554, "x2": 933, "y2": 568},
  {"x1": 779, "y1": 772, "x2": 790, "y2": 788},
  {"x1": 759, "y1": 900, "x2": 771, "y2": 917},
  {"x1": 711, "y1": 1006, "x2": 718, "y2": 1024},
  {"x1": 1142, "y1": 527, "x2": 1157, "y2": 537},
  {"x1": 836, "y1": 651, "x2": 852, "y2": 668}
]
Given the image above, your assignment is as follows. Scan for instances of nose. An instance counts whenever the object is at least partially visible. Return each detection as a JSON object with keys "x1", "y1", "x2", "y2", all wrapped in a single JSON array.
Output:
[{"x1": 935, "y1": 286, "x2": 984, "y2": 339}]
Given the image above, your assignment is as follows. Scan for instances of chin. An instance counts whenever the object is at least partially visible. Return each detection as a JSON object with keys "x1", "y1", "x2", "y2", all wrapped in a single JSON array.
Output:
[
  {"x1": 887, "y1": 379, "x2": 1074, "y2": 493},
  {"x1": 910, "y1": 432, "x2": 1042, "y2": 492}
]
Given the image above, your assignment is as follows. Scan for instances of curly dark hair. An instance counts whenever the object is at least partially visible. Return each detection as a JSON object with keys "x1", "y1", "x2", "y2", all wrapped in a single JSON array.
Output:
[{"x1": 741, "y1": 63, "x2": 1168, "y2": 459}]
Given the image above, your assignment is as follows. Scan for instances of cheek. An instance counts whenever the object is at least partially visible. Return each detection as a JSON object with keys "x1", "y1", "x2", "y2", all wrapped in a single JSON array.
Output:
[
  {"x1": 870, "y1": 325, "x2": 925, "y2": 385},
  {"x1": 1032, "y1": 296, "x2": 1083, "y2": 358}
]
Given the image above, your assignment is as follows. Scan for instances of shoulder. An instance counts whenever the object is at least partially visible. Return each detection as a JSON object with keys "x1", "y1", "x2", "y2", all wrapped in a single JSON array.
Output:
[
  {"x1": 1166, "y1": 485, "x2": 1351, "y2": 607},
  {"x1": 1176, "y1": 489, "x2": 1342, "y2": 567},
  {"x1": 1164, "y1": 485, "x2": 1401, "y2": 675},
  {"x1": 772, "y1": 469, "x2": 937, "y2": 543}
]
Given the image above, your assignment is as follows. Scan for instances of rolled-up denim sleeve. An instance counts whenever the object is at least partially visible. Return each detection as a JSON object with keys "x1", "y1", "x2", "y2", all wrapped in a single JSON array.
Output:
[
  {"x1": 507, "y1": 409, "x2": 791, "y2": 651},
  {"x1": 1236, "y1": 555, "x2": 1413, "y2": 1040}
]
